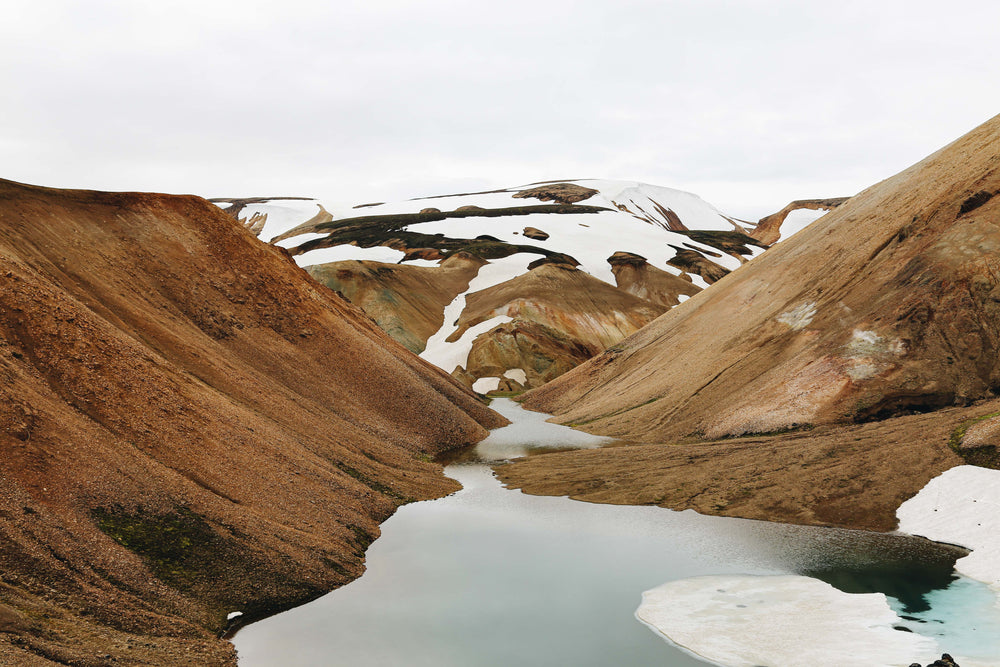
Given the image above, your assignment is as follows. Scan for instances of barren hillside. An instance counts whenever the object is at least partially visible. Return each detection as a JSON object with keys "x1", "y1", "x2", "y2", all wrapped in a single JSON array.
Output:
[
  {"x1": 0, "y1": 179, "x2": 503, "y2": 665},
  {"x1": 522, "y1": 114, "x2": 1000, "y2": 442}
]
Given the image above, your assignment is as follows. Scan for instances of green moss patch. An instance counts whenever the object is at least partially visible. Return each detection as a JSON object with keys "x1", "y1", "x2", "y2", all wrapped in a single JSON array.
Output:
[
  {"x1": 91, "y1": 506, "x2": 223, "y2": 592},
  {"x1": 948, "y1": 411, "x2": 1000, "y2": 469}
]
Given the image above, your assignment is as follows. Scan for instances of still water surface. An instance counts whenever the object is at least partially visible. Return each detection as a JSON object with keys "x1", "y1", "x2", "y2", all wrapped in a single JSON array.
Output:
[{"x1": 234, "y1": 400, "x2": 992, "y2": 666}]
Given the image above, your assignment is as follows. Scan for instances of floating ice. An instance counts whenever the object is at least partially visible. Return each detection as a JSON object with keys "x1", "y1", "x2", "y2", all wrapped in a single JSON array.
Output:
[{"x1": 636, "y1": 574, "x2": 938, "y2": 667}]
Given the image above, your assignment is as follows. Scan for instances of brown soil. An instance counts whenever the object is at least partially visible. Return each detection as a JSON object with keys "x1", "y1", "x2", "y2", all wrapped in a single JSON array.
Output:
[
  {"x1": 0, "y1": 179, "x2": 504, "y2": 665},
  {"x1": 452, "y1": 263, "x2": 665, "y2": 350},
  {"x1": 496, "y1": 399, "x2": 1000, "y2": 531}
]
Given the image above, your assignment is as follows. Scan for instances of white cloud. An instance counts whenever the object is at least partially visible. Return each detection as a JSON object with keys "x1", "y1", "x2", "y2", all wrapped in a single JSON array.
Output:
[{"x1": 3, "y1": 0, "x2": 1000, "y2": 218}]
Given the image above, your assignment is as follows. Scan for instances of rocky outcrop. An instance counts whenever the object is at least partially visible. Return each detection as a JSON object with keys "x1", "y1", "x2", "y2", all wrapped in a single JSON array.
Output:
[
  {"x1": 306, "y1": 252, "x2": 485, "y2": 353},
  {"x1": 608, "y1": 251, "x2": 701, "y2": 308},
  {"x1": 512, "y1": 182, "x2": 599, "y2": 204},
  {"x1": 448, "y1": 264, "x2": 666, "y2": 390},
  {"x1": 0, "y1": 179, "x2": 503, "y2": 665},
  {"x1": 460, "y1": 319, "x2": 595, "y2": 390},
  {"x1": 752, "y1": 196, "x2": 850, "y2": 245},
  {"x1": 522, "y1": 114, "x2": 1000, "y2": 442},
  {"x1": 522, "y1": 226, "x2": 549, "y2": 240},
  {"x1": 665, "y1": 246, "x2": 731, "y2": 283}
]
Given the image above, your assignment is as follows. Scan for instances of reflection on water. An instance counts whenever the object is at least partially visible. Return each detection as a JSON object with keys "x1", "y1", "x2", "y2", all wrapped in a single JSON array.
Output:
[
  {"x1": 233, "y1": 400, "x2": 996, "y2": 666},
  {"x1": 439, "y1": 397, "x2": 612, "y2": 464}
]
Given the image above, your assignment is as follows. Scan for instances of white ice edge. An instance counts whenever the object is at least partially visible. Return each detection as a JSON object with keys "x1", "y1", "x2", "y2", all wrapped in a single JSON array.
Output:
[
  {"x1": 897, "y1": 465, "x2": 1000, "y2": 597},
  {"x1": 637, "y1": 465, "x2": 1000, "y2": 667},
  {"x1": 635, "y1": 575, "x2": 940, "y2": 667}
]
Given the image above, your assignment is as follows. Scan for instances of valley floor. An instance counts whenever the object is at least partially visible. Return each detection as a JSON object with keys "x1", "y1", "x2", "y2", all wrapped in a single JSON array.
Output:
[{"x1": 494, "y1": 398, "x2": 1000, "y2": 531}]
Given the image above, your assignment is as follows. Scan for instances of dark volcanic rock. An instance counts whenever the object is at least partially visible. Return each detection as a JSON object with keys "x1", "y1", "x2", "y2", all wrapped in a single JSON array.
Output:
[{"x1": 522, "y1": 226, "x2": 550, "y2": 240}]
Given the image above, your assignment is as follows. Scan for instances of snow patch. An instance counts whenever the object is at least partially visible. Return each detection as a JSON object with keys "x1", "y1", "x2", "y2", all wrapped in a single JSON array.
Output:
[
  {"x1": 846, "y1": 362, "x2": 881, "y2": 381},
  {"x1": 845, "y1": 329, "x2": 905, "y2": 357},
  {"x1": 419, "y1": 255, "x2": 531, "y2": 372},
  {"x1": 422, "y1": 315, "x2": 510, "y2": 375},
  {"x1": 778, "y1": 208, "x2": 828, "y2": 240},
  {"x1": 296, "y1": 245, "x2": 409, "y2": 267},
  {"x1": 503, "y1": 368, "x2": 527, "y2": 385},
  {"x1": 472, "y1": 377, "x2": 501, "y2": 394},
  {"x1": 273, "y1": 231, "x2": 327, "y2": 248},
  {"x1": 898, "y1": 465, "x2": 1000, "y2": 596},
  {"x1": 636, "y1": 575, "x2": 939, "y2": 667}
]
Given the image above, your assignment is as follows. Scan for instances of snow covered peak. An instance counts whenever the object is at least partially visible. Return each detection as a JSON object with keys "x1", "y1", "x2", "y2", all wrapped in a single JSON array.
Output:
[{"x1": 213, "y1": 179, "x2": 765, "y2": 290}]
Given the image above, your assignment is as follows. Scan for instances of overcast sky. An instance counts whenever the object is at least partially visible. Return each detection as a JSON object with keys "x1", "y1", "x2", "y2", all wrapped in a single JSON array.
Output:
[{"x1": 4, "y1": 0, "x2": 999, "y2": 219}]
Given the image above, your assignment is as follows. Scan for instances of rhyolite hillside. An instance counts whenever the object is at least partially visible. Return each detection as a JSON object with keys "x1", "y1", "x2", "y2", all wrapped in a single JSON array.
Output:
[
  {"x1": 523, "y1": 115, "x2": 1000, "y2": 440},
  {"x1": 215, "y1": 179, "x2": 802, "y2": 394},
  {"x1": 0, "y1": 179, "x2": 504, "y2": 665}
]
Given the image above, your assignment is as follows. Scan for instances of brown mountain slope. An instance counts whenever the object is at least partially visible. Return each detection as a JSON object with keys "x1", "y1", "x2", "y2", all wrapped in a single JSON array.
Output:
[
  {"x1": 0, "y1": 179, "x2": 504, "y2": 665},
  {"x1": 305, "y1": 252, "x2": 485, "y2": 353},
  {"x1": 449, "y1": 263, "x2": 667, "y2": 390},
  {"x1": 608, "y1": 251, "x2": 701, "y2": 309},
  {"x1": 453, "y1": 263, "x2": 665, "y2": 352},
  {"x1": 522, "y1": 113, "x2": 1000, "y2": 441}
]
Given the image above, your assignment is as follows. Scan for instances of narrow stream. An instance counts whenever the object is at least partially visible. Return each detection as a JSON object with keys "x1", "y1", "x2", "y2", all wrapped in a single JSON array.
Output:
[{"x1": 234, "y1": 400, "x2": 998, "y2": 666}]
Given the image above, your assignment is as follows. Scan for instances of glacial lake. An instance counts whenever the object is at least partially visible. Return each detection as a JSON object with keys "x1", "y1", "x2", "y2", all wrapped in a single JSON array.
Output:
[{"x1": 234, "y1": 400, "x2": 1000, "y2": 666}]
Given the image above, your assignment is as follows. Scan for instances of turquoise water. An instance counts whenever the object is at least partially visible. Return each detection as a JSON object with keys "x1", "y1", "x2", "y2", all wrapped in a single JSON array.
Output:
[
  {"x1": 893, "y1": 576, "x2": 1000, "y2": 661},
  {"x1": 233, "y1": 400, "x2": 999, "y2": 666}
]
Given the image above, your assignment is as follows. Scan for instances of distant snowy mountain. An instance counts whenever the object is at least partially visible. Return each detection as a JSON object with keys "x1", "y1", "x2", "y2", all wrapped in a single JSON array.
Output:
[{"x1": 213, "y1": 179, "x2": 782, "y2": 393}]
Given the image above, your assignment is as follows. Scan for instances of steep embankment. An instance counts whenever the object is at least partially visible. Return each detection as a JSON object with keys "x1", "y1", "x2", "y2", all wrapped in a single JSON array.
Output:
[
  {"x1": 0, "y1": 179, "x2": 504, "y2": 665},
  {"x1": 499, "y1": 115, "x2": 1000, "y2": 530},
  {"x1": 524, "y1": 114, "x2": 1000, "y2": 441}
]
